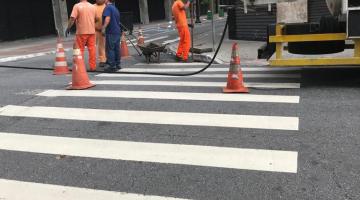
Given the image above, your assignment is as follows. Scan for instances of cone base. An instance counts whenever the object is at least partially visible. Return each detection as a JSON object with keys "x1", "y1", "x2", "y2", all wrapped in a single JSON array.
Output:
[
  {"x1": 223, "y1": 87, "x2": 249, "y2": 93},
  {"x1": 67, "y1": 83, "x2": 95, "y2": 90},
  {"x1": 53, "y1": 67, "x2": 70, "y2": 75}
]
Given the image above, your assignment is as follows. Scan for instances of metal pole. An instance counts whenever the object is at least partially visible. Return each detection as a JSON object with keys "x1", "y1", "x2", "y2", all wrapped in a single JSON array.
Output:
[
  {"x1": 211, "y1": 0, "x2": 215, "y2": 51},
  {"x1": 195, "y1": 0, "x2": 201, "y2": 23}
]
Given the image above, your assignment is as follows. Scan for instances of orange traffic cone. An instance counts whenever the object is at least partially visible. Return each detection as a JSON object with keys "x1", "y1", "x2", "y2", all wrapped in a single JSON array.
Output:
[
  {"x1": 120, "y1": 32, "x2": 130, "y2": 58},
  {"x1": 67, "y1": 44, "x2": 95, "y2": 90},
  {"x1": 53, "y1": 38, "x2": 70, "y2": 75},
  {"x1": 137, "y1": 29, "x2": 144, "y2": 46},
  {"x1": 223, "y1": 43, "x2": 248, "y2": 93}
]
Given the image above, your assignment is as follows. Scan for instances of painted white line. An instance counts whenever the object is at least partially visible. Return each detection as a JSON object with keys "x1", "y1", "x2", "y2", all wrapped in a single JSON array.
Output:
[
  {"x1": 127, "y1": 36, "x2": 168, "y2": 46},
  {"x1": 134, "y1": 62, "x2": 210, "y2": 66},
  {"x1": 126, "y1": 36, "x2": 148, "y2": 43},
  {"x1": 123, "y1": 67, "x2": 300, "y2": 72},
  {"x1": 0, "y1": 178, "x2": 186, "y2": 200},
  {"x1": 0, "y1": 132, "x2": 298, "y2": 173},
  {"x1": 162, "y1": 37, "x2": 180, "y2": 45},
  {"x1": 0, "y1": 105, "x2": 299, "y2": 130},
  {"x1": 37, "y1": 90, "x2": 300, "y2": 104},
  {"x1": 0, "y1": 48, "x2": 72, "y2": 63},
  {"x1": 93, "y1": 80, "x2": 301, "y2": 89},
  {"x1": 96, "y1": 73, "x2": 301, "y2": 79},
  {"x1": 0, "y1": 52, "x2": 50, "y2": 63}
]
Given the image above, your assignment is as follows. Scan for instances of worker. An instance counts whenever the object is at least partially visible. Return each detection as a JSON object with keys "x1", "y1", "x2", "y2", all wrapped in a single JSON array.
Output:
[
  {"x1": 102, "y1": 0, "x2": 121, "y2": 72},
  {"x1": 66, "y1": 0, "x2": 97, "y2": 71},
  {"x1": 172, "y1": 0, "x2": 192, "y2": 62},
  {"x1": 94, "y1": 0, "x2": 107, "y2": 68}
]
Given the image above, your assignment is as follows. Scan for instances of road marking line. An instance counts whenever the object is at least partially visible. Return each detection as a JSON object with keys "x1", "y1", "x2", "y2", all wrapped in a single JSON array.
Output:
[
  {"x1": 134, "y1": 62, "x2": 211, "y2": 66},
  {"x1": 124, "y1": 67, "x2": 300, "y2": 72},
  {"x1": 127, "y1": 36, "x2": 168, "y2": 46},
  {"x1": 0, "y1": 132, "x2": 298, "y2": 173},
  {"x1": 162, "y1": 37, "x2": 180, "y2": 44},
  {"x1": 0, "y1": 49, "x2": 72, "y2": 63},
  {"x1": 96, "y1": 73, "x2": 301, "y2": 79},
  {"x1": 0, "y1": 105, "x2": 299, "y2": 130},
  {"x1": 93, "y1": 80, "x2": 301, "y2": 89},
  {"x1": 37, "y1": 90, "x2": 300, "y2": 104},
  {"x1": 0, "y1": 178, "x2": 187, "y2": 200},
  {"x1": 126, "y1": 36, "x2": 148, "y2": 43}
]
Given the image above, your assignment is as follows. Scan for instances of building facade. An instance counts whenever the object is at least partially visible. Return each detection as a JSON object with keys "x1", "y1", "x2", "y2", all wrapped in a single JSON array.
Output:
[{"x1": 0, "y1": 0, "x2": 173, "y2": 41}]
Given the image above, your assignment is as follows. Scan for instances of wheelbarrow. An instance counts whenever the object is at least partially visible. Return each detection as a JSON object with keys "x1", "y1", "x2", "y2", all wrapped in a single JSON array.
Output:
[{"x1": 138, "y1": 42, "x2": 167, "y2": 64}]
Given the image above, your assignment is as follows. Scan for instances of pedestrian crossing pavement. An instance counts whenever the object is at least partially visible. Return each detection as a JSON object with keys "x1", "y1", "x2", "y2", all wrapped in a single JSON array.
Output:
[
  {"x1": 0, "y1": 63, "x2": 302, "y2": 199},
  {"x1": 0, "y1": 179, "x2": 186, "y2": 200}
]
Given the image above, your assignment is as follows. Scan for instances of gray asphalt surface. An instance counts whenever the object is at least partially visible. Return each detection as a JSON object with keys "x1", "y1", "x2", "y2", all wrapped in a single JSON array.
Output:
[{"x1": 0, "y1": 20, "x2": 359, "y2": 200}]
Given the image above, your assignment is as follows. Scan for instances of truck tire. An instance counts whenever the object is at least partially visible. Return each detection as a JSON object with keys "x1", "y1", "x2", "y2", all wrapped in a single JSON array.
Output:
[{"x1": 287, "y1": 16, "x2": 345, "y2": 55}]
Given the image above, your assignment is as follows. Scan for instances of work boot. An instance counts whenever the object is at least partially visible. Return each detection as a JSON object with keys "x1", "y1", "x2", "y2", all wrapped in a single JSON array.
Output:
[
  {"x1": 104, "y1": 65, "x2": 117, "y2": 73},
  {"x1": 98, "y1": 62, "x2": 106, "y2": 68},
  {"x1": 175, "y1": 55, "x2": 182, "y2": 62},
  {"x1": 182, "y1": 58, "x2": 193, "y2": 63}
]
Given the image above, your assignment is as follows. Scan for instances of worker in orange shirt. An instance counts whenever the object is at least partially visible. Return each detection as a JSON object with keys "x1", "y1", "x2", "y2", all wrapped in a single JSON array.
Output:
[
  {"x1": 94, "y1": 0, "x2": 106, "y2": 68},
  {"x1": 66, "y1": 0, "x2": 97, "y2": 71},
  {"x1": 172, "y1": 0, "x2": 192, "y2": 62}
]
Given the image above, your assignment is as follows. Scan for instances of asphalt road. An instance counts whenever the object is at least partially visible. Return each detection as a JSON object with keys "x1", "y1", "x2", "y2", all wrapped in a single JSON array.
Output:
[{"x1": 0, "y1": 20, "x2": 359, "y2": 200}]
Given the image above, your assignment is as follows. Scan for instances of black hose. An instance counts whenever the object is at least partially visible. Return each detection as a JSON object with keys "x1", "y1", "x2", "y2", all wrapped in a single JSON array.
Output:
[{"x1": 0, "y1": 18, "x2": 228, "y2": 77}]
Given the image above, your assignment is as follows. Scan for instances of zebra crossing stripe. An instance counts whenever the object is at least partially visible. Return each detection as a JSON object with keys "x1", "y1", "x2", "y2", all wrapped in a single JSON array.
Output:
[
  {"x1": 96, "y1": 73, "x2": 301, "y2": 79},
  {"x1": 92, "y1": 80, "x2": 301, "y2": 89},
  {"x1": 0, "y1": 105, "x2": 299, "y2": 130},
  {"x1": 37, "y1": 90, "x2": 300, "y2": 104},
  {"x1": 128, "y1": 67, "x2": 300, "y2": 72},
  {"x1": 134, "y1": 62, "x2": 211, "y2": 66},
  {"x1": 0, "y1": 132, "x2": 298, "y2": 173},
  {"x1": 0, "y1": 178, "x2": 187, "y2": 200}
]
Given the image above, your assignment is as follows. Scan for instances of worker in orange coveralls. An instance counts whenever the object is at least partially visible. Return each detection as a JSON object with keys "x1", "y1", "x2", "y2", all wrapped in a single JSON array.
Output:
[
  {"x1": 172, "y1": 0, "x2": 192, "y2": 62},
  {"x1": 66, "y1": 0, "x2": 97, "y2": 71},
  {"x1": 94, "y1": 0, "x2": 107, "y2": 68}
]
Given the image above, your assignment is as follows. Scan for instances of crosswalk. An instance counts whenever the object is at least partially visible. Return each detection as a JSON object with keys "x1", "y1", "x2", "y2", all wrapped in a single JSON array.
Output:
[{"x1": 0, "y1": 63, "x2": 301, "y2": 199}]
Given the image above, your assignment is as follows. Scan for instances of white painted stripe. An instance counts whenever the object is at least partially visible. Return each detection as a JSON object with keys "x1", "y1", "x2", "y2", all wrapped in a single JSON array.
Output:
[
  {"x1": 134, "y1": 62, "x2": 210, "y2": 66},
  {"x1": 54, "y1": 61, "x2": 67, "y2": 67},
  {"x1": 0, "y1": 105, "x2": 299, "y2": 130},
  {"x1": 96, "y1": 73, "x2": 301, "y2": 79},
  {"x1": 0, "y1": 48, "x2": 72, "y2": 63},
  {"x1": 37, "y1": 90, "x2": 300, "y2": 104},
  {"x1": 127, "y1": 36, "x2": 168, "y2": 46},
  {"x1": 0, "y1": 132, "x2": 298, "y2": 173},
  {"x1": 126, "y1": 36, "x2": 148, "y2": 43},
  {"x1": 93, "y1": 80, "x2": 301, "y2": 89},
  {"x1": 56, "y1": 52, "x2": 66, "y2": 57},
  {"x1": 123, "y1": 67, "x2": 300, "y2": 72},
  {"x1": 162, "y1": 37, "x2": 180, "y2": 44},
  {"x1": 0, "y1": 179, "x2": 186, "y2": 200}
]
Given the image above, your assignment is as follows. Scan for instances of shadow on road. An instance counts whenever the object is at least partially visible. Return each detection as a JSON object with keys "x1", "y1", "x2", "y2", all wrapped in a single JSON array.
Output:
[{"x1": 302, "y1": 68, "x2": 360, "y2": 87}]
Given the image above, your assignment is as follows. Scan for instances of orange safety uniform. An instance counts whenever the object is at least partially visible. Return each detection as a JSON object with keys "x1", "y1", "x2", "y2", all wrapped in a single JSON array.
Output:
[
  {"x1": 94, "y1": 3, "x2": 106, "y2": 63},
  {"x1": 172, "y1": 0, "x2": 191, "y2": 61},
  {"x1": 71, "y1": 1, "x2": 97, "y2": 70}
]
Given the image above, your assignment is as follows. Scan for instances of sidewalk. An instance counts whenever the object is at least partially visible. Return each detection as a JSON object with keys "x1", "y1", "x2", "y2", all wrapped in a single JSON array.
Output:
[
  {"x1": 0, "y1": 19, "x2": 176, "y2": 63},
  {"x1": 0, "y1": 14, "x2": 230, "y2": 64}
]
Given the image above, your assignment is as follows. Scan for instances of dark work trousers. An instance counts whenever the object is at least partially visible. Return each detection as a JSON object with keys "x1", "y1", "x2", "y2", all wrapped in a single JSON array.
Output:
[{"x1": 105, "y1": 34, "x2": 121, "y2": 68}]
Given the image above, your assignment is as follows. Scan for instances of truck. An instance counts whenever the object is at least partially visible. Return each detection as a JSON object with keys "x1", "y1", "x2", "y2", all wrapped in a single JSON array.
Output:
[{"x1": 228, "y1": 0, "x2": 360, "y2": 67}]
